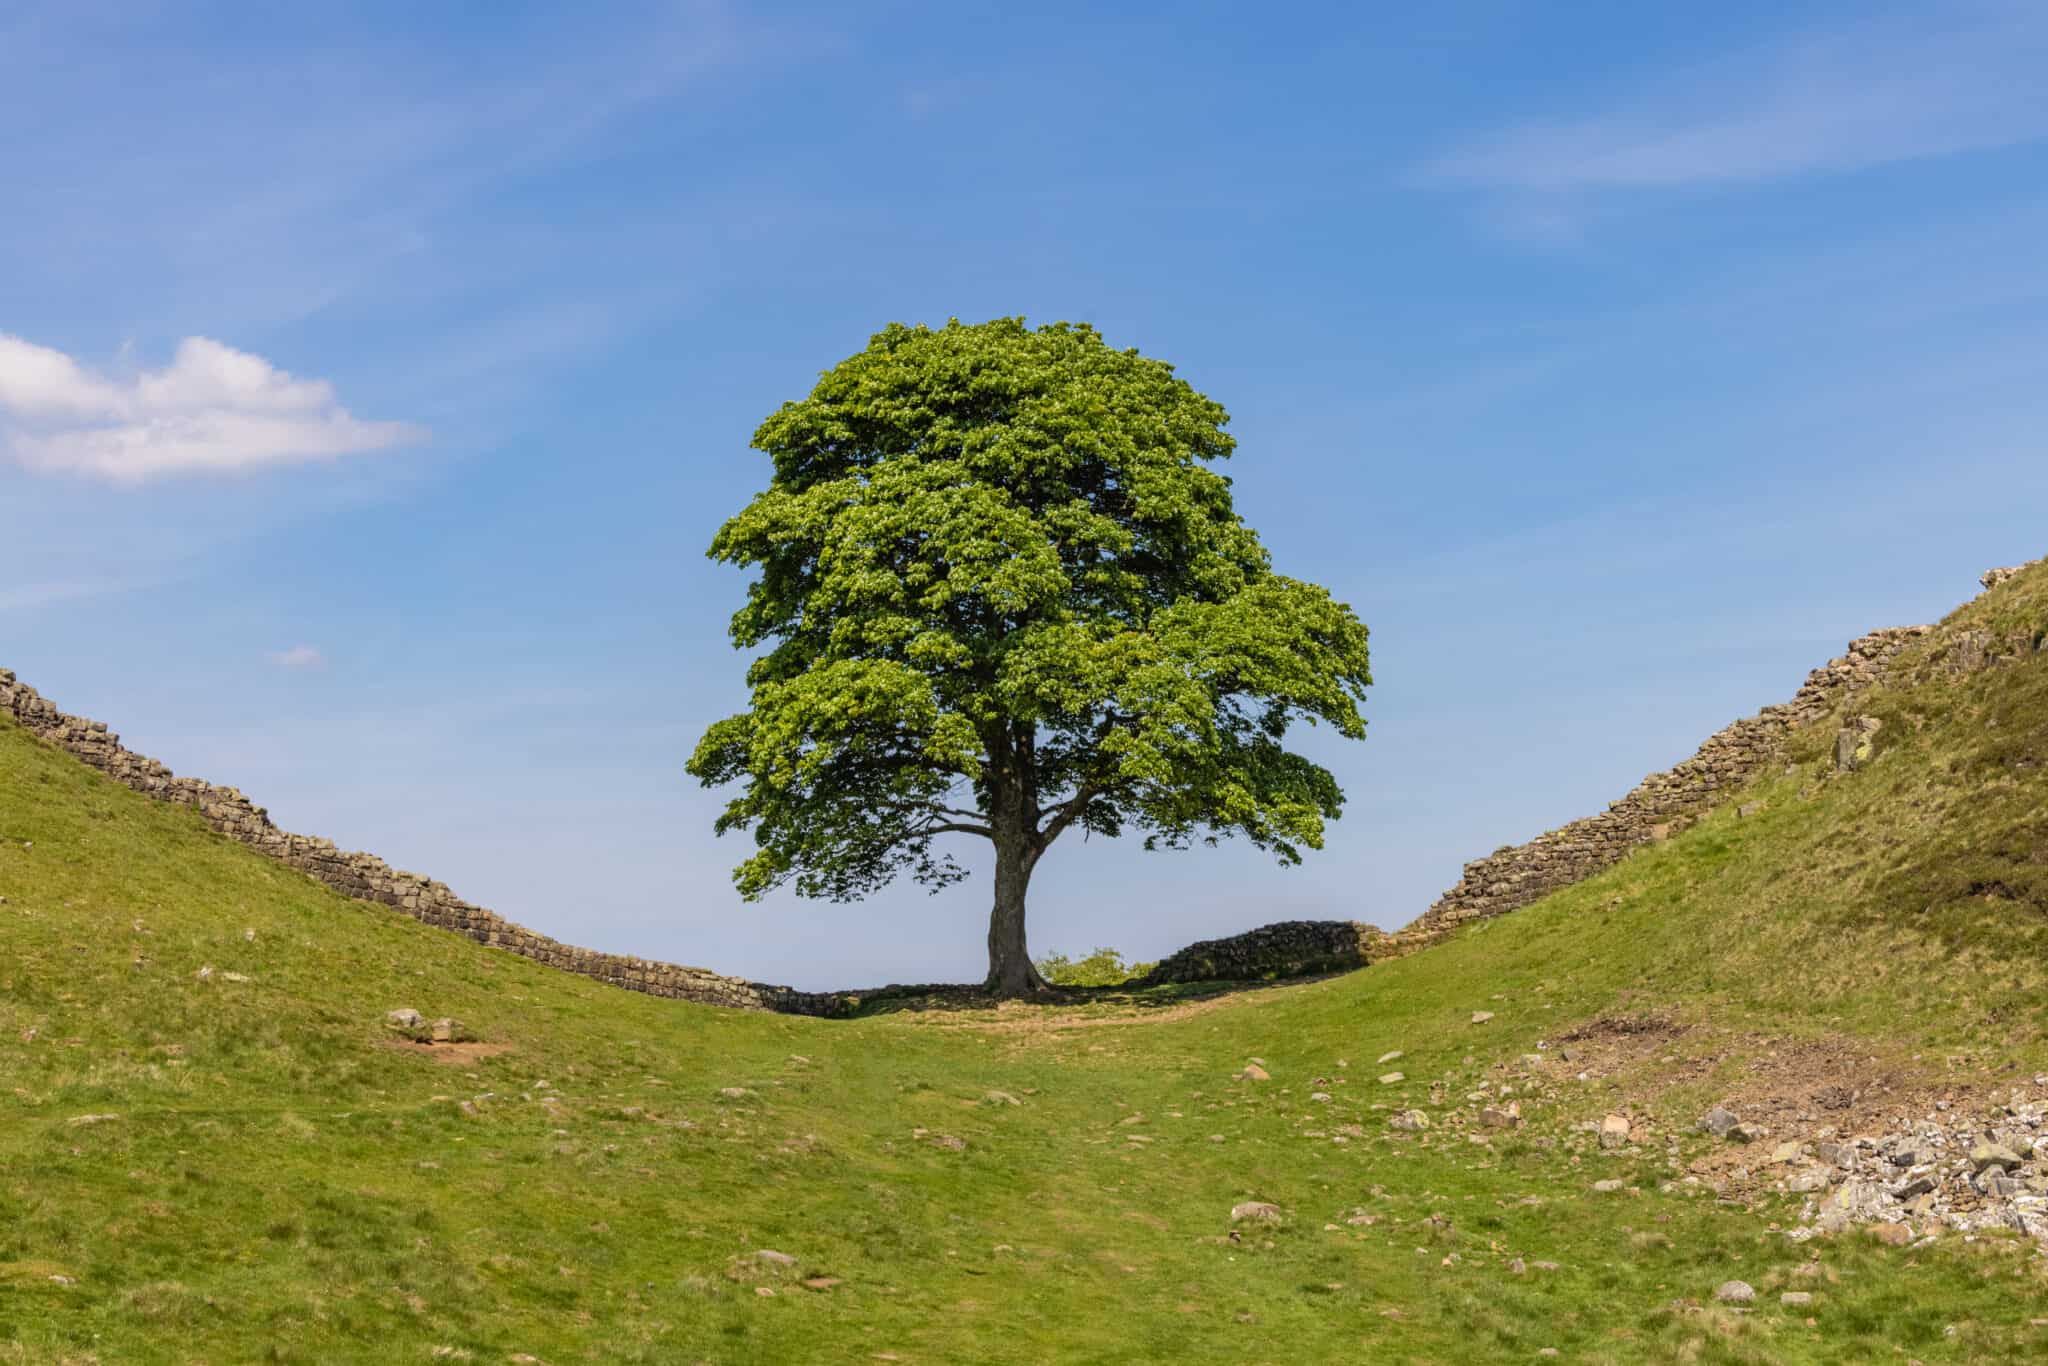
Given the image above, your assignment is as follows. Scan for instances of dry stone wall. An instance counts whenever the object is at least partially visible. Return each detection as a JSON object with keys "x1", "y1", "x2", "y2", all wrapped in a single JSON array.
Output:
[
  {"x1": 1136, "y1": 919, "x2": 1388, "y2": 987},
  {"x1": 0, "y1": 668, "x2": 854, "y2": 1017},
  {"x1": 1389, "y1": 559, "x2": 2046, "y2": 955}
]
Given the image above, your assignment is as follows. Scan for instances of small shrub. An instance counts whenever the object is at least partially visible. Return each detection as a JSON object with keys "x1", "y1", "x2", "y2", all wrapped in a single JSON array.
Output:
[{"x1": 1034, "y1": 947, "x2": 1156, "y2": 987}]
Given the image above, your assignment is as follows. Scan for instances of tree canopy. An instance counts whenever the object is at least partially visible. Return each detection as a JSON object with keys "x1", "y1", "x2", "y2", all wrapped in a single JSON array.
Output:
[{"x1": 689, "y1": 318, "x2": 1371, "y2": 993}]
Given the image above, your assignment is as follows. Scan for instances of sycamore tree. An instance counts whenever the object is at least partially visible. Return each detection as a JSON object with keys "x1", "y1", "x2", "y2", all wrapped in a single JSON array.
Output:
[{"x1": 689, "y1": 318, "x2": 1371, "y2": 995}]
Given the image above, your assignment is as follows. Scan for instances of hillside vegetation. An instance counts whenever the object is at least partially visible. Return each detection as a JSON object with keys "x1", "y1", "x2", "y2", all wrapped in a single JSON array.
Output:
[{"x1": 3, "y1": 562, "x2": 2047, "y2": 1363}]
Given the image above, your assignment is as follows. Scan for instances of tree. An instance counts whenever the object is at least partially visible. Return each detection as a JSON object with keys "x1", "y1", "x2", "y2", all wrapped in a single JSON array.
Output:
[{"x1": 689, "y1": 318, "x2": 1371, "y2": 996}]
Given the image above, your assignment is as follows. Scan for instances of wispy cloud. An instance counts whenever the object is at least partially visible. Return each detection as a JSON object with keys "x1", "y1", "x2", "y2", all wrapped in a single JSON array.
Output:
[
  {"x1": 0, "y1": 577, "x2": 136, "y2": 614},
  {"x1": 1427, "y1": 4, "x2": 2048, "y2": 193},
  {"x1": 270, "y1": 645, "x2": 329, "y2": 672},
  {"x1": 0, "y1": 2, "x2": 786, "y2": 350},
  {"x1": 0, "y1": 334, "x2": 422, "y2": 483}
]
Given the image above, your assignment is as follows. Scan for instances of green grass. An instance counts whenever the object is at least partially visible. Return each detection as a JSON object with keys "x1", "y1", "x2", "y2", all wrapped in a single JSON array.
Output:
[{"x1": 4, "y1": 566, "x2": 2048, "y2": 1362}]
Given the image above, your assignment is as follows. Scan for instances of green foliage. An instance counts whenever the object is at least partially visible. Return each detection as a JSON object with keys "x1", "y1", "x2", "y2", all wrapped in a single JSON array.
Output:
[
  {"x1": 1034, "y1": 946, "x2": 1157, "y2": 987},
  {"x1": 688, "y1": 318, "x2": 1372, "y2": 912}
]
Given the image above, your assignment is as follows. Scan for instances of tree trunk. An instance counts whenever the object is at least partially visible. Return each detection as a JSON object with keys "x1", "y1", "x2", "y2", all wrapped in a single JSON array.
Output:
[
  {"x1": 984, "y1": 749, "x2": 1049, "y2": 997},
  {"x1": 985, "y1": 832, "x2": 1048, "y2": 996}
]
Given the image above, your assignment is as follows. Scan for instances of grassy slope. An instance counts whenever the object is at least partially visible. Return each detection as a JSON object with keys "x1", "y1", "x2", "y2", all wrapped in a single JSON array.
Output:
[{"x1": 3, "y1": 566, "x2": 2047, "y2": 1364}]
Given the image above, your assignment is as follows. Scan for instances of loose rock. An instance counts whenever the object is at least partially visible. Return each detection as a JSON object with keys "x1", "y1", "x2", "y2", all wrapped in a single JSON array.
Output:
[
  {"x1": 1970, "y1": 1142, "x2": 2022, "y2": 1174},
  {"x1": 1715, "y1": 1280, "x2": 1755, "y2": 1304}
]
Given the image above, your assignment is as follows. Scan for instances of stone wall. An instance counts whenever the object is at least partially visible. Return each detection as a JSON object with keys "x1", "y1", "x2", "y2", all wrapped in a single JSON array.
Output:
[
  {"x1": 0, "y1": 669, "x2": 854, "y2": 1017},
  {"x1": 1388, "y1": 559, "x2": 2046, "y2": 954},
  {"x1": 1136, "y1": 919, "x2": 1388, "y2": 987}
]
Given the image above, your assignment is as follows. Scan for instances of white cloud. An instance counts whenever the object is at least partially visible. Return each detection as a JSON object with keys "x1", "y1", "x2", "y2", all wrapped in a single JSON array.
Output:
[
  {"x1": 1427, "y1": 5, "x2": 2048, "y2": 192},
  {"x1": 0, "y1": 334, "x2": 423, "y2": 483},
  {"x1": 271, "y1": 645, "x2": 328, "y2": 672}
]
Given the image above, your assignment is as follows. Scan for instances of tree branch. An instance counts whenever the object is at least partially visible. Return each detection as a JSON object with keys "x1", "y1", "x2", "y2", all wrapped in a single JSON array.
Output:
[{"x1": 1036, "y1": 782, "x2": 1101, "y2": 846}]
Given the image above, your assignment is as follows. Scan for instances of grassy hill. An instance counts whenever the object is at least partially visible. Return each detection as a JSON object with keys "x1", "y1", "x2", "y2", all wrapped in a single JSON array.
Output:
[{"x1": 4, "y1": 562, "x2": 2048, "y2": 1363}]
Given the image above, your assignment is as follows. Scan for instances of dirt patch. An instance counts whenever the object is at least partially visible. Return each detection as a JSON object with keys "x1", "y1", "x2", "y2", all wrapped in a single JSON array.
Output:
[
  {"x1": 1681, "y1": 1039, "x2": 1986, "y2": 1193},
  {"x1": 1545, "y1": 1014, "x2": 1991, "y2": 1194},
  {"x1": 382, "y1": 1039, "x2": 514, "y2": 1065},
  {"x1": 923, "y1": 987, "x2": 1281, "y2": 1035},
  {"x1": 1559, "y1": 1013, "x2": 1683, "y2": 1043}
]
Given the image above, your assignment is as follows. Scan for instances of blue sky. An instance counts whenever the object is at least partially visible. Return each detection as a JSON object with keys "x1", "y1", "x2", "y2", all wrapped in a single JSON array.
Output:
[{"x1": 4, "y1": 1, "x2": 2045, "y2": 989}]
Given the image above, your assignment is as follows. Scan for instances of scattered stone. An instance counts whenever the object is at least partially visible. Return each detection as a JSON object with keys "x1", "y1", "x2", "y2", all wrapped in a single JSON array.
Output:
[
  {"x1": 1592, "y1": 1179, "x2": 1625, "y2": 1193},
  {"x1": 1377, "y1": 1050, "x2": 1403, "y2": 1064},
  {"x1": 1470, "y1": 1011, "x2": 1495, "y2": 1025},
  {"x1": 1379, "y1": 1072, "x2": 1406, "y2": 1086},
  {"x1": 1786, "y1": 1167, "x2": 1834, "y2": 1193},
  {"x1": 1737, "y1": 800, "x2": 1765, "y2": 818},
  {"x1": 1976, "y1": 1170, "x2": 2023, "y2": 1198},
  {"x1": 67, "y1": 1114, "x2": 119, "y2": 1127},
  {"x1": 1599, "y1": 1114, "x2": 1632, "y2": 1149},
  {"x1": 1388, "y1": 1110, "x2": 1430, "y2": 1132},
  {"x1": 1237, "y1": 1063, "x2": 1271, "y2": 1082},
  {"x1": 802, "y1": 1276, "x2": 843, "y2": 1290},
  {"x1": 1770, "y1": 1140, "x2": 1804, "y2": 1165},
  {"x1": 1480, "y1": 1103, "x2": 1522, "y2": 1129},
  {"x1": 1870, "y1": 1223, "x2": 1913, "y2": 1246},
  {"x1": 754, "y1": 1250, "x2": 797, "y2": 1266},
  {"x1": 984, "y1": 1090, "x2": 1021, "y2": 1106},
  {"x1": 1781, "y1": 1291, "x2": 1813, "y2": 1307},
  {"x1": 1845, "y1": 717, "x2": 1884, "y2": 770},
  {"x1": 718, "y1": 1087, "x2": 751, "y2": 1099},
  {"x1": 1231, "y1": 1201, "x2": 1282, "y2": 1224},
  {"x1": 1715, "y1": 1280, "x2": 1756, "y2": 1305},
  {"x1": 429, "y1": 1017, "x2": 470, "y2": 1043},
  {"x1": 1699, "y1": 1106, "x2": 1741, "y2": 1138},
  {"x1": 194, "y1": 965, "x2": 214, "y2": 982},
  {"x1": 1815, "y1": 1179, "x2": 1891, "y2": 1233},
  {"x1": 1816, "y1": 1141, "x2": 1856, "y2": 1169},
  {"x1": 930, "y1": 1134, "x2": 967, "y2": 1152},
  {"x1": 386, "y1": 1008, "x2": 424, "y2": 1031},
  {"x1": 1969, "y1": 1142, "x2": 2022, "y2": 1174}
]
